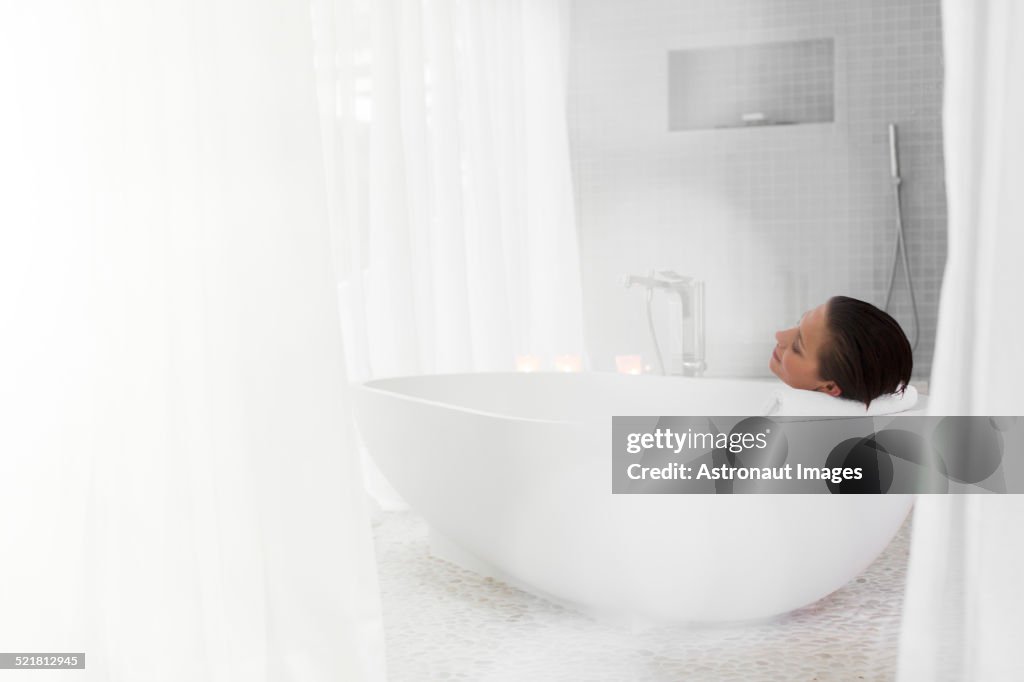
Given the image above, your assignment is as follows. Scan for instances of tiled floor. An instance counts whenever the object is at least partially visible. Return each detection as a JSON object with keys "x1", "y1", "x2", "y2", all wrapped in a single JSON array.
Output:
[{"x1": 373, "y1": 509, "x2": 912, "y2": 681}]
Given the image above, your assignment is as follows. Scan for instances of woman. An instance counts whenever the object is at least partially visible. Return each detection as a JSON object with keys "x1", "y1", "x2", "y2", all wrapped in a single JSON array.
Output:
[{"x1": 769, "y1": 295, "x2": 913, "y2": 408}]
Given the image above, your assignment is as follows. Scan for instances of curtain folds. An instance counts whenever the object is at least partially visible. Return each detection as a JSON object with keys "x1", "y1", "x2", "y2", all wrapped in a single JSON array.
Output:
[
  {"x1": 898, "y1": 1, "x2": 1024, "y2": 679},
  {"x1": 313, "y1": 0, "x2": 586, "y2": 382},
  {"x1": 0, "y1": 1, "x2": 386, "y2": 680}
]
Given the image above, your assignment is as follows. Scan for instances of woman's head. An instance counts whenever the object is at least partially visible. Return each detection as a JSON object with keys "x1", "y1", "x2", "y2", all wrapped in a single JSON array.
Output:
[{"x1": 768, "y1": 296, "x2": 913, "y2": 407}]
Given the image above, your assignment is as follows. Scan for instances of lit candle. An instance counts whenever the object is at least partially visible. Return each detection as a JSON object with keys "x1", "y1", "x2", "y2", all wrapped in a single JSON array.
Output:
[
  {"x1": 615, "y1": 355, "x2": 643, "y2": 375},
  {"x1": 515, "y1": 354, "x2": 542, "y2": 373},
  {"x1": 553, "y1": 354, "x2": 583, "y2": 373}
]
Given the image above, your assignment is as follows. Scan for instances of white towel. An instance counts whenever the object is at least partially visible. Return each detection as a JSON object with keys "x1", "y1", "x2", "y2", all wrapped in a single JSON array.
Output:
[{"x1": 760, "y1": 384, "x2": 918, "y2": 417}]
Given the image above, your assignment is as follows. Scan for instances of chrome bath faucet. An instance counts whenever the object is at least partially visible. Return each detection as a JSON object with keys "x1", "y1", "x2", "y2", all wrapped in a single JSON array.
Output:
[{"x1": 623, "y1": 270, "x2": 706, "y2": 377}]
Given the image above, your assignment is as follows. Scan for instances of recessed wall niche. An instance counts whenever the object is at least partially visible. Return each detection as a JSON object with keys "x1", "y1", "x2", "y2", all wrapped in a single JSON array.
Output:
[{"x1": 667, "y1": 38, "x2": 834, "y2": 131}]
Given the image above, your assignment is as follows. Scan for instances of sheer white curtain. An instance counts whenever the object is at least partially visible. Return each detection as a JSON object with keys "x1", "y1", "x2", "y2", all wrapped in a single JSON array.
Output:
[
  {"x1": 312, "y1": 0, "x2": 585, "y2": 382},
  {"x1": 897, "y1": 0, "x2": 1024, "y2": 679},
  {"x1": 0, "y1": 1, "x2": 385, "y2": 680}
]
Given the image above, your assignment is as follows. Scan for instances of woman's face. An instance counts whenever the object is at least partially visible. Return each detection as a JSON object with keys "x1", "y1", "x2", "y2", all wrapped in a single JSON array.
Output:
[{"x1": 769, "y1": 302, "x2": 842, "y2": 396}]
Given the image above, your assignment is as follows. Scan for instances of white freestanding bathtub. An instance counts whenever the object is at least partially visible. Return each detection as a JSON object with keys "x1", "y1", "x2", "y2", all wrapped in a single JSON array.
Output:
[{"x1": 352, "y1": 372, "x2": 913, "y2": 626}]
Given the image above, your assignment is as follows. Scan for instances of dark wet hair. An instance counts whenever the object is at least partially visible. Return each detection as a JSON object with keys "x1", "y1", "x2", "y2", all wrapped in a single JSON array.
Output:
[{"x1": 818, "y1": 296, "x2": 913, "y2": 408}]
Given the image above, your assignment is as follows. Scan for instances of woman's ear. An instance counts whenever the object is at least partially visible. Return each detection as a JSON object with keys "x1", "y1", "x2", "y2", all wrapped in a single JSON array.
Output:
[{"x1": 818, "y1": 382, "x2": 842, "y2": 397}]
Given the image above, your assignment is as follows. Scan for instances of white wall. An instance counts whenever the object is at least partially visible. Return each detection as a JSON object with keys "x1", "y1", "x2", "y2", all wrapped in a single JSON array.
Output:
[{"x1": 568, "y1": 0, "x2": 946, "y2": 378}]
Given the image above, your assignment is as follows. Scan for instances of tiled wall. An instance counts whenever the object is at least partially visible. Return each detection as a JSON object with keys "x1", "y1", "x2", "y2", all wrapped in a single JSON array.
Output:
[{"x1": 568, "y1": 0, "x2": 946, "y2": 380}]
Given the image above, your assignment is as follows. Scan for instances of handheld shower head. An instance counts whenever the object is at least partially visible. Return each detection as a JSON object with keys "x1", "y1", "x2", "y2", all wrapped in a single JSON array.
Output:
[{"x1": 888, "y1": 123, "x2": 900, "y2": 180}]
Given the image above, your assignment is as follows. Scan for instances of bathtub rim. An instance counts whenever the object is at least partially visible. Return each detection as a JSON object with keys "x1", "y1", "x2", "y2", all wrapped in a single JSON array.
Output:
[
  {"x1": 354, "y1": 372, "x2": 576, "y2": 426},
  {"x1": 353, "y1": 371, "x2": 917, "y2": 425}
]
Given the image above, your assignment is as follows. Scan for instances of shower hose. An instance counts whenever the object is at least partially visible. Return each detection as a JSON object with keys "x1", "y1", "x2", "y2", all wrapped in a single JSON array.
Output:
[{"x1": 884, "y1": 123, "x2": 921, "y2": 352}]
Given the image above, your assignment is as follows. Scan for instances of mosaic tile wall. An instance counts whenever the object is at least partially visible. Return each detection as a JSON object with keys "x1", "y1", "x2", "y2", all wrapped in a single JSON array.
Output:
[{"x1": 568, "y1": 0, "x2": 946, "y2": 380}]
